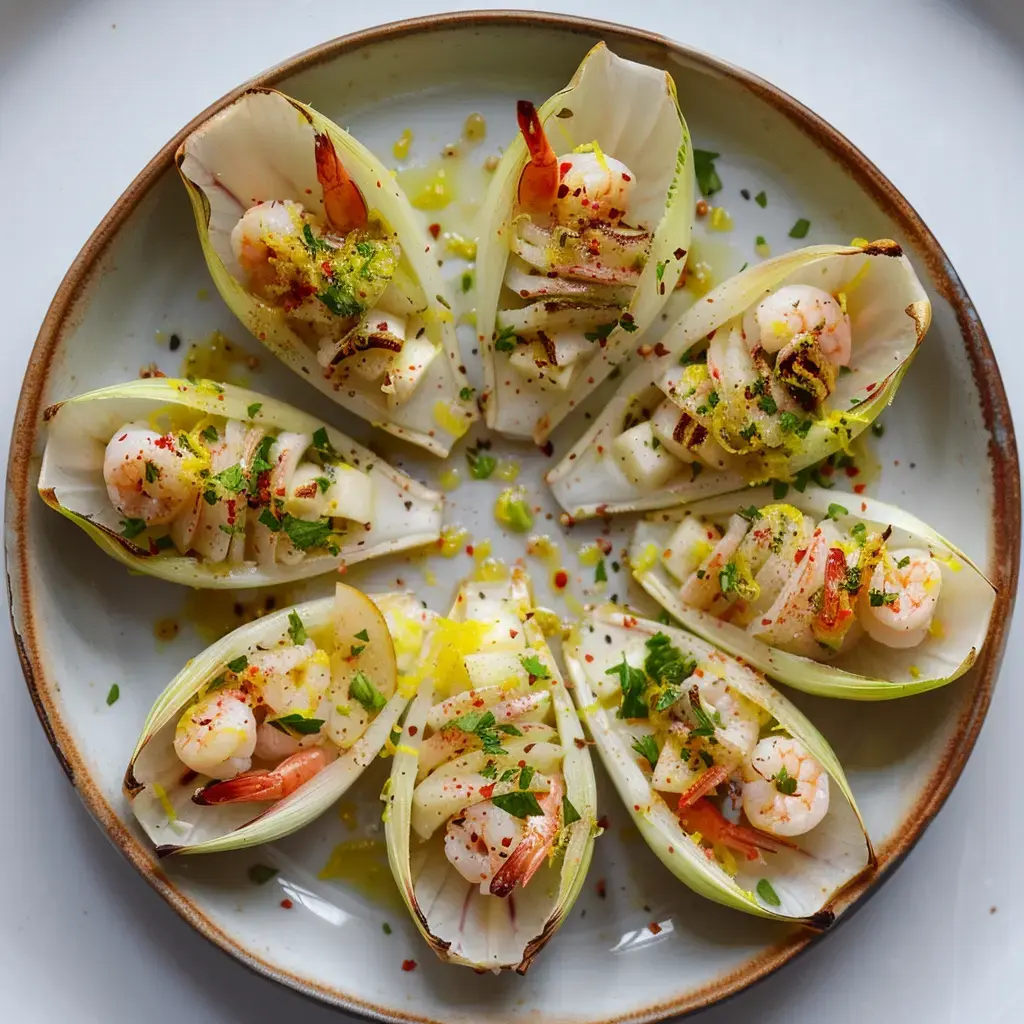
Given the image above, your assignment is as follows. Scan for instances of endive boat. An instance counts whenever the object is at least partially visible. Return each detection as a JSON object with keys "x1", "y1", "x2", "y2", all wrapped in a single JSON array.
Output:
[
  {"x1": 475, "y1": 42, "x2": 694, "y2": 442},
  {"x1": 177, "y1": 88, "x2": 477, "y2": 456},
  {"x1": 125, "y1": 585, "x2": 437, "y2": 855},
  {"x1": 37, "y1": 378, "x2": 443, "y2": 587},
  {"x1": 564, "y1": 606, "x2": 874, "y2": 924},
  {"x1": 629, "y1": 486, "x2": 996, "y2": 699},
  {"x1": 548, "y1": 241, "x2": 930, "y2": 518},
  {"x1": 383, "y1": 569, "x2": 597, "y2": 972}
]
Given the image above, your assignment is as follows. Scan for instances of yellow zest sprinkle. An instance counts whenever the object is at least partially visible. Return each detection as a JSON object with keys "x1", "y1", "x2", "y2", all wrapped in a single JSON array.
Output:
[
  {"x1": 709, "y1": 207, "x2": 733, "y2": 232},
  {"x1": 843, "y1": 259, "x2": 871, "y2": 294},
  {"x1": 573, "y1": 139, "x2": 609, "y2": 174},
  {"x1": 152, "y1": 782, "x2": 177, "y2": 823},
  {"x1": 689, "y1": 830, "x2": 703, "y2": 846},
  {"x1": 494, "y1": 458, "x2": 520, "y2": 482},
  {"x1": 438, "y1": 525, "x2": 469, "y2": 557},
  {"x1": 444, "y1": 232, "x2": 477, "y2": 261},
  {"x1": 474, "y1": 557, "x2": 510, "y2": 583},
  {"x1": 631, "y1": 542, "x2": 660, "y2": 574},
  {"x1": 434, "y1": 399, "x2": 471, "y2": 439},
  {"x1": 395, "y1": 743, "x2": 419, "y2": 757},
  {"x1": 527, "y1": 534, "x2": 561, "y2": 565},
  {"x1": 458, "y1": 309, "x2": 478, "y2": 328},
  {"x1": 439, "y1": 467, "x2": 462, "y2": 491},
  {"x1": 850, "y1": 236, "x2": 870, "y2": 247},
  {"x1": 909, "y1": 665, "x2": 921, "y2": 679},
  {"x1": 396, "y1": 163, "x2": 453, "y2": 211},
  {"x1": 392, "y1": 129, "x2": 413, "y2": 161},
  {"x1": 472, "y1": 538, "x2": 493, "y2": 562},
  {"x1": 530, "y1": 608, "x2": 562, "y2": 637},
  {"x1": 576, "y1": 542, "x2": 603, "y2": 567},
  {"x1": 927, "y1": 619, "x2": 945, "y2": 639},
  {"x1": 836, "y1": 290, "x2": 849, "y2": 315},
  {"x1": 716, "y1": 844, "x2": 739, "y2": 877}
]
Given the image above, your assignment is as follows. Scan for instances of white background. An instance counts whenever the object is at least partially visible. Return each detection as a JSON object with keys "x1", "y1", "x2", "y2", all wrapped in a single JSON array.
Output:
[{"x1": 2, "y1": 0, "x2": 1022, "y2": 1020}]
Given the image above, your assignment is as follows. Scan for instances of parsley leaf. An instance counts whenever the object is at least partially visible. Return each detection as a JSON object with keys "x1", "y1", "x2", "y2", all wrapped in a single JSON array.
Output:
[
  {"x1": 459, "y1": 386, "x2": 475, "y2": 401},
  {"x1": 789, "y1": 218, "x2": 811, "y2": 239},
  {"x1": 595, "y1": 559, "x2": 607, "y2": 583},
  {"x1": 350, "y1": 671, "x2": 388, "y2": 713},
  {"x1": 287, "y1": 610, "x2": 307, "y2": 645},
  {"x1": 144, "y1": 460, "x2": 159, "y2": 483},
  {"x1": 520, "y1": 654, "x2": 550, "y2": 680},
  {"x1": 120, "y1": 518, "x2": 146, "y2": 539},
  {"x1": 871, "y1": 421, "x2": 885, "y2": 438},
  {"x1": 247, "y1": 403, "x2": 262, "y2": 419},
  {"x1": 259, "y1": 508, "x2": 282, "y2": 532},
  {"x1": 757, "y1": 394, "x2": 777, "y2": 415},
  {"x1": 583, "y1": 321, "x2": 618, "y2": 343},
  {"x1": 317, "y1": 281, "x2": 364, "y2": 318},
  {"x1": 719, "y1": 561, "x2": 739, "y2": 594},
  {"x1": 518, "y1": 765, "x2": 536, "y2": 791},
  {"x1": 773, "y1": 764, "x2": 798, "y2": 795},
  {"x1": 826, "y1": 502, "x2": 848, "y2": 520},
  {"x1": 739, "y1": 505, "x2": 762, "y2": 522},
  {"x1": 869, "y1": 589, "x2": 899, "y2": 607},
  {"x1": 606, "y1": 657, "x2": 648, "y2": 719},
  {"x1": 754, "y1": 190, "x2": 767, "y2": 208},
  {"x1": 466, "y1": 446, "x2": 497, "y2": 480},
  {"x1": 644, "y1": 633, "x2": 696, "y2": 690},
  {"x1": 756, "y1": 878, "x2": 781, "y2": 907},
  {"x1": 251, "y1": 434, "x2": 275, "y2": 476},
  {"x1": 562, "y1": 795, "x2": 582, "y2": 826},
  {"x1": 491, "y1": 792, "x2": 544, "y2": 819},
  {"x1": 282, "y1": 515, "x2": 332, "y2": 550},
  {"x1": 355, "y1": 629, "x2": 369, "y2": 642},
  {"x1": 896, "y1": 555, "x2": 911, "y2": 569},
  {"x1": 270, "y1": 713, "x2": 323, "y2": 735},
  {"x1": 693, "y1": 149, "x2": 723, "y2": 197},
  {"x1": 247, "y1": 864, "x2": 279, "y2": 885},
  {"x1": 213, "y1": 464, "x2": 246, "y2": 493},
  {"x1": 450, "y1": 710, "x2": 509, "y2": 756},
  {"x1": 850, "y1": 523, "x2": 867, "y2": 545},
  {"x1": 631, "y1": 734, "x2": 660, "y2": 768},
  {"x1": 494, "y1": 325, "x2": 517, "y2": 352},
  {"x1": 106, "y1": 684, "x2": 120, "y2": 706},
  {"x1": 311, "y1": 427, "x2": 340, "y2": 462},
  {"x1": 226, "y1": 655, "x2": 248, "y2": 674},
  {"x1": 688, "y1": 689, "x2": 717, "y2": 738},
  {"x1": 201, "y1": 425, "x2": 219, "y2": 443}
]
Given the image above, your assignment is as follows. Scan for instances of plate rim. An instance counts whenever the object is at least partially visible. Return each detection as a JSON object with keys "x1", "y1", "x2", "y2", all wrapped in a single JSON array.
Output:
[{"x1": 4, "y1": 10, "x2": 1020, "y2": 1022}]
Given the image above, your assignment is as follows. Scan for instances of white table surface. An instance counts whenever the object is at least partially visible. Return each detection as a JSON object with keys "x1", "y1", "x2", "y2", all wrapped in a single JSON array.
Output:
[{"x1": 2, "y1": 0, "x2": 1021, "y2": 1020}]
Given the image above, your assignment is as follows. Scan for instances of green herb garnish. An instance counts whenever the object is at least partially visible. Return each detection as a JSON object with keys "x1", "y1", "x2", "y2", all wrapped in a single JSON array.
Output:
[
  {"x1": 631, "y1": 734, "x2": 660, "y2": 768},
  {"x1": 287, "y1": 610, "x2": 307, "y2": 645},
  {"x1": 350, "y1": 671, "x2": 388, "y2": 713},
  {"x1": 693, "y1": 149, "x2": 723, "y2": 197},
  {"x1": 491, "y1": 791, "x2": 544, "y2": 819},
  {"x1": 789, "y1": 218, "x2": 811, "y2": 239}
]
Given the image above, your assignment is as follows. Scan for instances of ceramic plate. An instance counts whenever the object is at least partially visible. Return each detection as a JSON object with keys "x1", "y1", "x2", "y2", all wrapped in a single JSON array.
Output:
[{"x1": 6, "y1": 13, "x2": 1019, "y2": 1023}]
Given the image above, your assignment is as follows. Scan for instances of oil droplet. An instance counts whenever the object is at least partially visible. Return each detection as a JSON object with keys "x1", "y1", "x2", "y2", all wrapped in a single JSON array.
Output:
[
  {"x1": 473, "y1": 556, "x2": 509, "y2": 582},
  {"x1": 576, "y1": 542, "x2": 604, "y2": 567},
  {"x1": 494, "y1": 458, "x2": 520, "y2": 482},
  {"x1": 709, "y1": 207, "x2": 733, "y2": 232},
  {"x1": 463, "y1": 112, "x2": 487, "y2": 144},
  {"x1": 317, "y1": 838, "x2": 400, "y2": 907},
  {"x1": 181, "y1": 330, "x2": 258, "y2": 385},
  {"x1": 337, "y1": 800, "x2": 359, "y2": 831},
  {"x1": 392, "y1": 128, "x2": 413, "y2": 161},
  {"x1": 471, "y1": 538, "x2": 493, "y2": 563},
  {"x1": 154, "y1": 617, "x2": 180, "y2": 642},
  {"x1": 526, "y1": 534, "x2": 561, "y2": 566},
  {"x1": 395, "y1": 161, "x2": 454, "y2": 211},
  {"x1": 439, "y1": 467, "x2": 462, "y2": 491},
  {"x1": 182, "y1": 589, "x2": 287, "y2": 642},
  {"x1": 437, "y1": 525, "x2": 469, "y2": 556},
  {"x1": 444, "y1": 232, "x2": 477, "y2": 261}
]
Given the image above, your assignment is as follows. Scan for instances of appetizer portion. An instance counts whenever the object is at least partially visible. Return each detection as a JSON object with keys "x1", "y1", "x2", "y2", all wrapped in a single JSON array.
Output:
[
  {"x1": 548, "y1": 241, "x2": 931, "y2": 518},
  {"x1": 565, "y1": 606, "x2": 873, "y2": 923},
  {"x1": 384, "y1": 569, "x2": 597, "y2": 972},
  {"x1": 38, "y1": 378, "x2": 442, "y2": 587},
  {"x1": 177, "y1": 88, "x2": 476, "y2": 455},
  {"x1": 475, "y1": 42, "x2": 693, "y2": 441},
  {"x1": 125, "y1": 585, "x2": 436, "y2": 855},
  {"x1": 630, "y1": 486, "x2": 996, "y2": 699}
]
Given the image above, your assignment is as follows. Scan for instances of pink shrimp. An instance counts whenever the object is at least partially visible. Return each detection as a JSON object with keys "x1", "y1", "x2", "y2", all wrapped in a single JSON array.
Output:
[
  {"x1": 193, "y1": 747, "x2": 331, "y2": 805},
  {"x1": 314, "y1": 132, "x2": 368, "y2": 233},
  {"x1": 489, "y1": 776, "x2": 565, "y2": 897},
  {"x1": 677, "y1": 797, "x2": 797, "y2": 861},
  {"x1": 516, "y1": 101, "x2": 559, "y2": 211}
]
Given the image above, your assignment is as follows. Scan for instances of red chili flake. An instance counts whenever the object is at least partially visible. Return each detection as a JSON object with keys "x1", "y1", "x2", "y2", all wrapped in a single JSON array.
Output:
[
  {"x1": 153, "y1": 435, "x2": 175, "y2": 449},
  {"x1": 280, "y1": 899, "x2": 293, "y2": 909},
  {"x1": 428, "y1": 223, "x2": 441, "y2": 239},
  {"x1": 553, "y1": 570, "x2": 569, "y2": 590},
  {"x1": 401, "y1": 960, "x2": 417, "y2": 972},
  {"x1": 584, "y1": 653, "x2": 594, "y2": 663},
  {"x1": 845, "y1": 465, "x2": 860, "y2": 478},
  {"x1": 118, "y1": 433, "x2": 128, "y2": 442},
  {"x1": 540, "y1": 440, "x2": 554, "y2": 457},
  {"x1": 761, "y1": 618, "x2": 772, "y2": 627},
  {"x1": 621, "y1": 172, "x2": 632, "y2": 182},
  {"x1": 523, "y1": 743, "x2": 536, "y2": 753},
  {"x1": 596, "y1": 815, "x2": 609, "y2": 830},
  {"x1": 560, "y1": 161, "x2": 572, "y2": 176},
  {"x1": 649, "y1": 921, "x2": 662, "y2": 935},
  {"x1": 819, "y1": 462, "x2": 834, "y2": 477},
  {"x1": 509, "y1": 629, "x2": 519, "y2": 639},
  {"x1": 854, "y1": 483, "x2": 867, "y2": 494},
  {"x1": 501, "y1": 836, "x2": 513, "y2": 848},
  {"x1": 407, "y1": 725, "x2": 418, "y2": 737},
  {"x1": 861, "y1": 501, "x2": 868, "y2": 512},
  {"x1": 596, "y1": 878, "x2": 607, "y2": 898},
  {"x1": 465, "y1": 545, "x2": 474, "y2": 556},
  {"x1": 794, "y1": 548, "x2": 807, "y2": 564},
  {"x1": 479, "y1": 783, "x2": 495, "y2": 799},
  {"x1": 654, "y1": 342, "x2": 670, "y2": 358}
]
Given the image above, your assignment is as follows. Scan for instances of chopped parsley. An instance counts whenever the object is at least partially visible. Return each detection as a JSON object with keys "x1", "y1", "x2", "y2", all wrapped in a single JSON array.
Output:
[
  {"x1": 871, "y1": 421, "x2": 885, "y2": 438},
  {"x1": 449, "y1": 710, "x2": 521, "y2": 756},
  {"x1": 247, "y1": 864, "x2": 279, "y2": 885},
  {"x1": 754, "y1": 191, "x2": 767, "y2": 208},
  {"x1": 693, "y1": 149, "x2": 723, "y2": 197},
  {"x1": 656, "y1": 259, "x2": 668, "y2": 283},
  {"x1": 311, "y1": 427, "x2": 340, "y2": 462},
  {"x1": 518, "y1": 765, "x2": 536, "y2": 791},
  {"x1": 773, "y1": 765, "x2": 798, "y2": 795},
  {"x1": 780, "y1": 413, "x2": 813, "y2": 438},
  {"x1": 247, "y1": 403, "x2": 262, "y2": 419},
  {"x1": 688, "y1": 690, "x2": 717, "y2": 738},
  {"x1": 707, "y1": 390, "x2": 720, "y2": 409},
  {"x1": 287, "y1": 610, "x2": 307, "y2": 645},
  {"x1": 595, "y1": 559, "x2": 608, "y2": 583},
  {"x1": 644, "y1": 633, "x2": 696, "y2": 691},
  {"x1": 755, "y1": 234, "x2": 767, "y2": 247},
  {"x1": 226, "y1": 655, "x2": 248, "y2": 674},
  {"x1": 491, "y1": 791, "x2": 544, "y2": 819},
  {"x1": 719, "y1": 561, "x2": 740, "y2": 594},
  {"x1": 119, "y1": 518, "x2": 146, "y2": 539},
  {"x1": 773, "y1": 480, "x2": 790, "y2": 500},
  {"x1": 757, "y1": 394, "x2": 778, "y2": 415},
  {"x1": 251, "y1": 434, "x2": 275, "y2": 476},
  {"x1": 258, "y1": 508, "x2": 282, "y2": 532},
  {"x1": 562, "y1": 795, "x2": 582, "y2": 826},
  {"x1": 605, "y1": 656, "x2": 648, "y2": 719},
  {"x1": 896, "y1": 555, "x2": 911, "y2": 569},
  {"x1": 631, "y1": 734, "x2": 660, "y2": 768},
  {"x1": 382, "y1": 922, "x2": 392, "y2": 935},
  {"x1": 461, "y1": 271, "x2": 473, "y2": 293},
  {"x1": 789, "y1": 218, "x2": 811, "y2": 239},
  {"x1": 459, "y1": 386, "x2": 475, "y2": 401},
  {"x1": 850, "y1": 523, "x2": 867, "y2": 545},
  {"x1": 144, "y1": 460, "x2": 159, "y2": 483},
  {"x1": 739, "y1": 422, "x2": 759, "y2": 442},
  {"x1": 739, "y1": 505, "x2": 762, "y2": 522},
  {"x1": 201, "y1": 425, "x2": 219, "y2": 443},
  {"x1": 842, "y1": 566, "x2": 862, "y2": 593},
  {"x1": 520, "y1": 654, "x2": 550, "y2": 680},
  {"x1": 212, "y1": 464, "x2": 246, "y2": 493},
  {"x1": 584, "y1": 321, "x2": 617, "y2": 343},
  {"x1": 466, "y1": 445, "x2": 497, "y2": 480},
  {"x1": 105, "y1": 684, "x2": 120, "y2": 706},
  {"x1": 355, "y1": 629, "x2": 369, "y2": 642},
  {"x1": 868, "y1": 589, "x2": 899, "y2": 607},
  {"x1": 756, "y1": 878, "x2": 781, "y2": 906},
  {"x1": 282, "y1": 515, "x2": 333, "y2": 550},
  {"x1": 270, "y1": 713, "x2": 323, "y2": 735},
  {"x1": 350, "y1": 671, "x2": 388, "y2": 713},
  {"x1": 494, "y1": 325, "x2": 517, "y2": 352},
  {"x1": 315, "y1": 476, "x2": 331, "y2": 494},
  {"x1": 826, "y1": 502, "x2": 848, "y2": 520},
  {"x1": 317, "y1": 281, "x2": 364, "y2": 318}
]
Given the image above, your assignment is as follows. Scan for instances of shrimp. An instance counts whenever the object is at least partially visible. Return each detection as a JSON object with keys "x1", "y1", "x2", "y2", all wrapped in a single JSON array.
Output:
[
  {"x1": 252, "y1": 720, "x2": 321, "y2": 762},
  {"x1": 314, "y1": 132, "x2": 367, "y2": 234},
  {"x1": 443, "y1": 776, "x2": 565, "y2": 897},
  {"x1": 173, "y1": 688, "x2": 257, "y2": 779},
  {"x1": 674, "y1": 663, "x2": 765, "y2": 768},
  {"x1": 516, "y1": 101, "x2": 559, "y2": 211},
  {"x1": 742, "y1": 284, "x2": 852, "y2": 367},
  {"x1": 104, "y1": 425, "x2": 198, "y2": 526},
  {"x1": 678, "y1": 797, "x2": 796, "y2": 861},
  {"x1": 679, "y1": 514, "x2": 750, "y2": 609},
  {"x1": 557, "y1": 150, "x2": 635, "y2": 223},
  {"x1": 741, "y1": 736, "x2": 830, "y2": 837},
  {"x1": 858, "y1": 548, "x2": 942, "y2": 649},
  {"x1": 229, "y1": 199, "x2": 305, "y2": 281},
  {"x1": 249, "y1": 640, "x2": 326, "y2": 719},
  {"x1": 194, "y1": 747, "x2": 332, "y2": 805}
]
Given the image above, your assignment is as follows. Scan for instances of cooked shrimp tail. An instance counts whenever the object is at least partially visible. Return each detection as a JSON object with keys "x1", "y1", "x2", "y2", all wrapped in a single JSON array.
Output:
[
  {"x1": 516, "y1": 101, "x2": 559, "y2": 210},
  {"x1": 489, "y1": 776, "x2": 564, "y2": 897},
  {"x1": 314, "y1": 132, "x2": 368, "y2": 233},
  {"x1": 677, "y1": 763, "x2": 731, "y2": 809},
  {"x1": 194, "y1": 747, "x2": 331, "y2": 805},
  {"x1": 678, "y1": 797, "x2": 798, "y2": 861}
]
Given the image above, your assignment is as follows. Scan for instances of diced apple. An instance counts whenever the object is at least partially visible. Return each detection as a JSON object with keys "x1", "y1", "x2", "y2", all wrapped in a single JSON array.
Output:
[
  {"x1": 612, "y1": 420, "x2": 684, "y2": 489},
  {"x1": 383, "y1": 335, "x2": 439, "y2": 406},
  {"x1": 661, "y1": 517, "x2": 720, "y2": 582},
  {"x1": 282, "y1": 461, "x2": 331, "y2": 520},
  {"x1": 652, "y1": 734, "x2": 699, "y2": 794}
]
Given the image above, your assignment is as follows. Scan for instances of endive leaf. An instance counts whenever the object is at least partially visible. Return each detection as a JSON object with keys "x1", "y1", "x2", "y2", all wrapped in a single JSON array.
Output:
[
  {"x1": 564, "y1": 606, "x2": 873, "y2": 923},
  {"x1": 630, "y1": 485, "x2": 995, "y2": 699},
  {"x1": 38, "y1": 378, "x2": 442, "y2": 588},
  {"x1": 383, "y1": 569, "x2": 597, "y2": 971},
  {"x1": 124, "y1": 588, "x2": 435, "y2": 855},
  {"x1": 177, "y1": 88, "x2": 477, "y2": 456},
  {"x1": 547, "y1": 241, "x2": 930, "y2": 518},
  {"x1": 475, "y1": 42, "x2": 694, "y2": 442}
]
